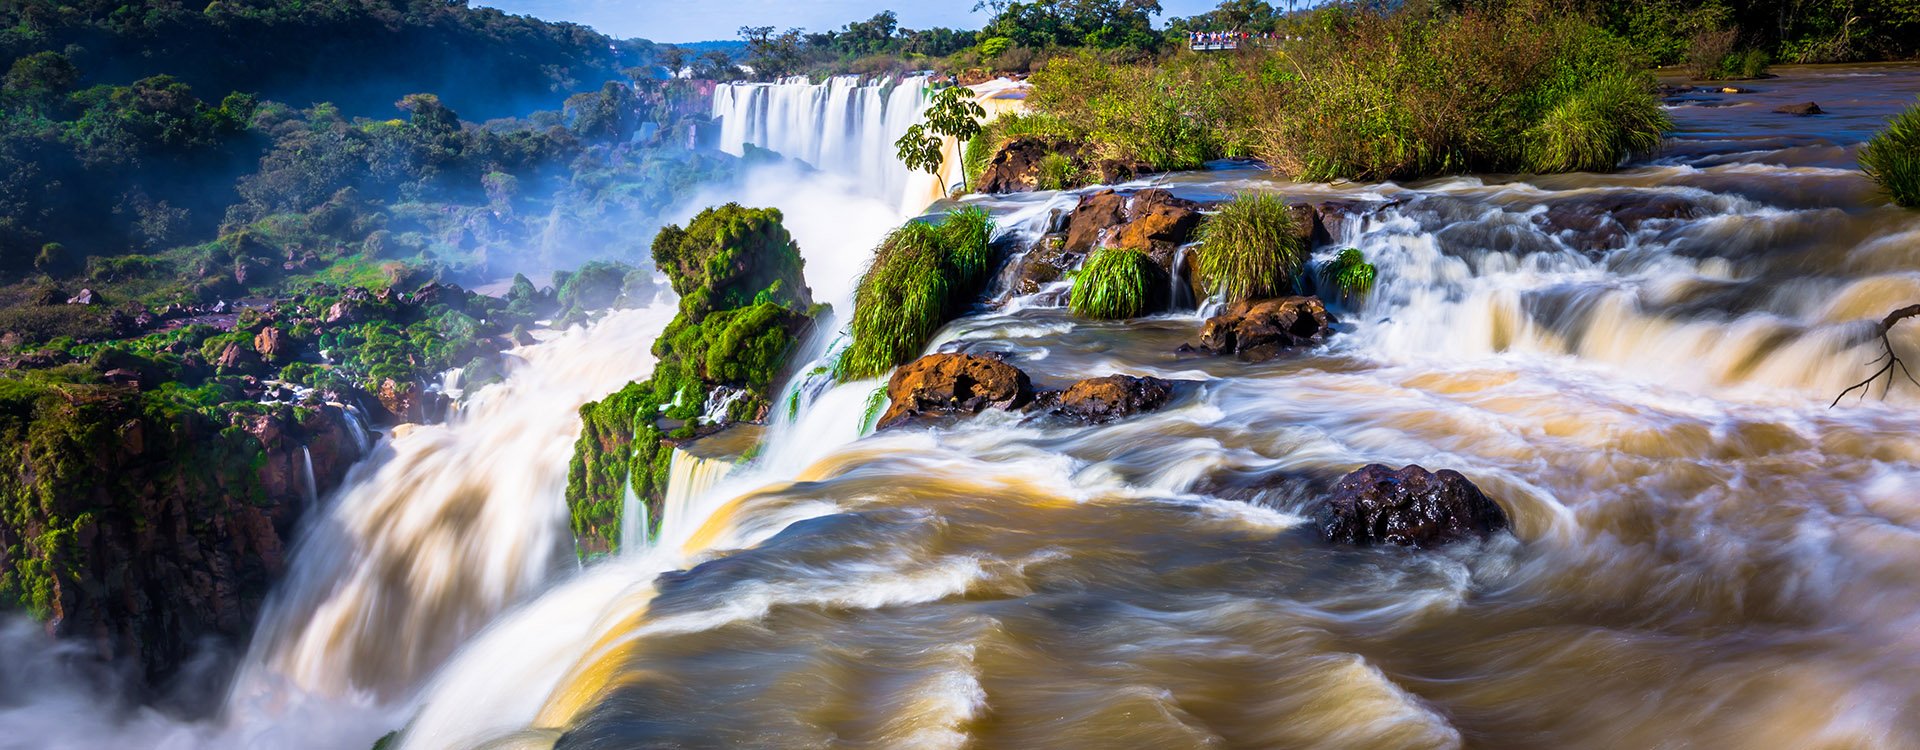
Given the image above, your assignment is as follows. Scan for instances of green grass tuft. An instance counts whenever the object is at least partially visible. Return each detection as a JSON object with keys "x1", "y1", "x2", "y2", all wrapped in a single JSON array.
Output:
[
  {"x1": 1860, "y1": 97, "x2": 1920, "y2": 208},
  {"x1": 839, "y1": 210, "x2": 996, "y2": 382},
  {"x1": 1069, "y1": 246, "x2": 1162, "y2": 319},
  {"x1": 1326, "y1": 248, "x2": 1377, "y2": 299},
  {"x1": 1193, "y1": 193, "x2": 1305, "y2": 304}
]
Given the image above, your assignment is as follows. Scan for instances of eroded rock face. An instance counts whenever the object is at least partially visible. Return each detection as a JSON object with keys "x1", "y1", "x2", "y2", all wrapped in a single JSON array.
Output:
[
  {"x1": 1318, "y1": 464, "x2": 1508, "y2": 547},
  {"x1": 1179, "y1": 297, "x2": 1336, "y2": 362},
  {"x1": 877, "y1": 353, "x2": 1033, "y2": 429},
  {"x1": 978, "y1": 138, "x2": 1086, "y2": 194},
  {"x1": 253, "y1": 327, "x2": 287, "y2": 362},
  {"x1": 1064, "y1": 189, "x2": 1129, "y2": 253},
  {"x1": 1044, "y1": 374, "x2": 1175, "y2": 424}
]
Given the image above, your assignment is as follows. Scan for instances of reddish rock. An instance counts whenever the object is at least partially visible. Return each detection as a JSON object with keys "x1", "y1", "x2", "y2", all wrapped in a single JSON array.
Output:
[
  {"x1": 1179, "y1": 297, "x2": 1336, "y2": 362},
  {"x1": 1064, "y1": 189, "x2": 1129, "y2": 253},
  {"x1": 878, "y1": 353, "x2": 1033, "y2": 429},
  {"x1": 1111, "y1": 189, "x2": 1204, "y2": 253},
  {"x1": 978, "y1": 138, "x2": 1088, "y2": 194},
  {"x1": 214, "y1": 341, "x2": 261, "y2": 372},
  {"x1": 253, "y1": 327, "x2": 287, "y2": 362},
  {"x1": 1318, "y1": 464, "x2": 1508, "y2": 548}
]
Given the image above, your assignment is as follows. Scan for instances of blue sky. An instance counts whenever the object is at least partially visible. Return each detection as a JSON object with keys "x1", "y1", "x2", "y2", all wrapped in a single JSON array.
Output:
[{"x1": 480, "y1": 1, "x2": 1231, "y2": 43}]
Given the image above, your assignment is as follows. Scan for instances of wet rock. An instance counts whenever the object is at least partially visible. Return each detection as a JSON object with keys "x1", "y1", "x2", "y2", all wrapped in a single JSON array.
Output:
[
  {"x1": 1774, "y1": 102, "x2": 1824, "y2": 116},
  {"x1": 1534, "y1": 193, "x2": 1712, "y2": 252},
  {"x1": 1008, "y1": 236, "x2": 1080, "y2": 296},
  {"x1": 1318, "y1": 464, "x2": 1508, "y2": 547},
  {"x1": 878, "y1": 353, "x2": 1033, "y2": 429},
  {"x1": 252, "y1": 327, "x2": 287, "y2": 362},
  {"x1": 1064, "y1": 189, "x2": 1129, "y2": 253},
  {"x1": 1112, "y1": 189, "x2": 1204, "y2": 253},
  {"x1": 1042, "y1": 374, "x2": 1175, "y2": 424},
  {"x1": 1178, "y1": 297, "x2": 1336, "y2": 362},
  {"x1": 1096, "y1": 158, "x2": 1155, "y2": 184}
]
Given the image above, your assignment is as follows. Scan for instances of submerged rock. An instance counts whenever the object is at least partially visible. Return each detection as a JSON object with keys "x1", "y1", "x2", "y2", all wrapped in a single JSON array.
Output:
[
  {"x1": 1042, "y1": 374, "x2": 1175, "y2": 424},
  {"x1": 1178, "y1": 296, "x2": 1336, "y2": 362},
  {"x1": 1774, "y1": 102, "x2": 1824, "y2": 116},
  {"x1": 1318, "y1": 464, "x2": 1509, "y2": 548},
  {"x1": 878, "y1": 353, "x2": 1033, "y2": 429},
  {"x1": 1533, "y1": 193, "x2": 1712, "y2": 252},
  {"x1": 1008, "y1": 236, "x2": 1080, "y2": 296}
]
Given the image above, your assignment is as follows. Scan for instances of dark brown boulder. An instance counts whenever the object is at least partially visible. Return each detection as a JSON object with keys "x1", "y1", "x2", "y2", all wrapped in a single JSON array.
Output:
[
  {"x1": 1045, "y1": 375, "x2": 1174, "y2": 424},
  {"x1": 1318, "y1": 464, "x2": 1508, "y2": 548},
  {"x1": 878, "y1": 353, "x2": 1033, "y2": 429},
  {"x1": 978, "y1": 138, "x2": 1084, "y2": 194},
  {"x1": 1064, "y1": 189, "x2": 1128, "y2": 253},
  {"x1": 1774, "y1": 102, "x2": 1823, "y2": 116},
  {"x1": 1179, "y1": 297, "x2": 1336, "y2": 362}
]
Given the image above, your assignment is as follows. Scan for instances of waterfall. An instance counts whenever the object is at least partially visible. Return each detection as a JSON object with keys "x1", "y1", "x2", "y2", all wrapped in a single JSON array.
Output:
[
  {"x1": 618, "y1": 476, "x2": 648, "y2": 555},
  {"x1": 712, "y1": 75, "x2": 938, "y2": 213},
  {"x1": 655, "y1": 448, "x2": 735, "y2": 550},
  {"x1": 229, "y1": 303, "x2": 681, "y2": 704},
  {"x1": 298, "y1": 446, "x2": 317, "y2": 508}
]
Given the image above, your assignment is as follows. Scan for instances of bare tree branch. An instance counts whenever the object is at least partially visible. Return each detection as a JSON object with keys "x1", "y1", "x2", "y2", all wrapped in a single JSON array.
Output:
[{"x1": 1831, "y1": 303, "x2": 1920, "y2": 408}]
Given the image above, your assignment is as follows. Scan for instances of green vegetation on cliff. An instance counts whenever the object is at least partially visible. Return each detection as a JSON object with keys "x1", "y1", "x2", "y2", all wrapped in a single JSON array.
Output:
[
  {"x1": 839, "y1": 208, "x2": 995, "y2": 381},
  {"x1": 565, "y1": 204, "x2": 816, "y2": 555},
  {"x1": 1861, "y1": 98, "x2": 1920, "y2": 208}
]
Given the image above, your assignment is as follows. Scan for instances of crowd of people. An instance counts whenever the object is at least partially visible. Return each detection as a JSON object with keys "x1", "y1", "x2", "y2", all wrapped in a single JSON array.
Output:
[{"x1": 1187, "y1": 30, "x2": 1280, "y2": 48}]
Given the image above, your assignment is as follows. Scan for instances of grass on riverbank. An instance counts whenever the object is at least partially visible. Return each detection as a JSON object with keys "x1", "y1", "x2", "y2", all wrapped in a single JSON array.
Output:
[
  {"x1": 1861, "y1": 97, "x2": 1920, "y2": 208},
  {"x1": 1014, "y1": 4, "x2": 1669, "y2": 183}
]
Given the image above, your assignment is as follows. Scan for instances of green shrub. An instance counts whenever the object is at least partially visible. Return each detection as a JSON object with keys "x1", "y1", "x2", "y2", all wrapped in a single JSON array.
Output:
[
  {"x1": 1035, "y1": 152, "x2": 1086, "y2": 191},
  {"x1": 839, "y1": 209, "x2": 996, "y2": 381},
  {"x1": 1193, "y1": 193, "x2": 1304, "y2": 304},
  {"x1": 1860, "y1": 97, "x2": 1920, "y2": 208},
  {"x1": 1069, "y1": 247, "x2": 1162, "y2": 319}
]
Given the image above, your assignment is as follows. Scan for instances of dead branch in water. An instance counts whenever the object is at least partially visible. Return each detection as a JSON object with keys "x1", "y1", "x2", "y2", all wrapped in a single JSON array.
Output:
[{"x1": 1832, "y1": 304, "x2": 1920, "y2": 408}]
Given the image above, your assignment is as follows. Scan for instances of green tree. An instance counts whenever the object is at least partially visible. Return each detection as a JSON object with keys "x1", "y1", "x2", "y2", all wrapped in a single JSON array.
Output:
[
  {"x1": 896, "y1": 86, "x2": 988, "y2": 188},
  {"x1": 975, "y1": 0, "x2": 1164, "y2": 50}
]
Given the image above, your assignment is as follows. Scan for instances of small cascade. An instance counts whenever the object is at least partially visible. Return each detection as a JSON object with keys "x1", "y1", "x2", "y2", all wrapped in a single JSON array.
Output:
[
  {"x1": 298, "y1": 446, "x2": 317, "y2": 509},
  {"x1": 712, "y1": 75, "x2": 935, "y2": 212},
  {"x1": 656, "y1": 448, "x2": 736, "y2": 548},
  {"x1": 619, "y1": 476, "x2": 648, "y2": 555}
]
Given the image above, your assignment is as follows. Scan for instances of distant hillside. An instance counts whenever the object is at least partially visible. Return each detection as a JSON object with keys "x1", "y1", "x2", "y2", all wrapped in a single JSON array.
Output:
[{"x1": 0, "y1": 0, "x2": 660, "y2": 119}]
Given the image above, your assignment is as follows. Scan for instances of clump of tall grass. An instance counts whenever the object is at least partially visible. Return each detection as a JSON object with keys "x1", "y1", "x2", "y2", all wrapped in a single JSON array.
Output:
[
  {"x1": 1860, "y1": 97, "x2": 1920, "y2": 208},
  {"x1": 1521, "y1": 71, "x2": 1668, "y2": 173},
  {"x1": 1069, "y1": 247, "x2": 1163, "y2": 319},
  {"x1": 1193, "y1": 193, "x2": 1305, "y2": 304},
  {"x1": 838, "y1": 208, "x2": 996, "y2": 381}
]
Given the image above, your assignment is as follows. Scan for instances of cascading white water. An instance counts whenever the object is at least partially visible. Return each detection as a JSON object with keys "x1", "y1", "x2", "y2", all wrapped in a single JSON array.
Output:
[
  {"x1": 712, "y1": 75, "x2": 937, "y2": 213},
  {"x1": 230, "y1": 303, "x2": 681, "y2": 705},
  {"x1": 298, "y1": 447, "x2": 317, "y2": 509}
]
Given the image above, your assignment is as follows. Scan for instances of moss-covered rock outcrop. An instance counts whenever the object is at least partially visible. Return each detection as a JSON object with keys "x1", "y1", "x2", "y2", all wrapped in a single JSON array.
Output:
[
  {"x1": 0, "y1": 361, "x2": 364, "y2": 700},
  {"x1": 564, "y1": 204, "x2": 818, "y2": 555}
]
